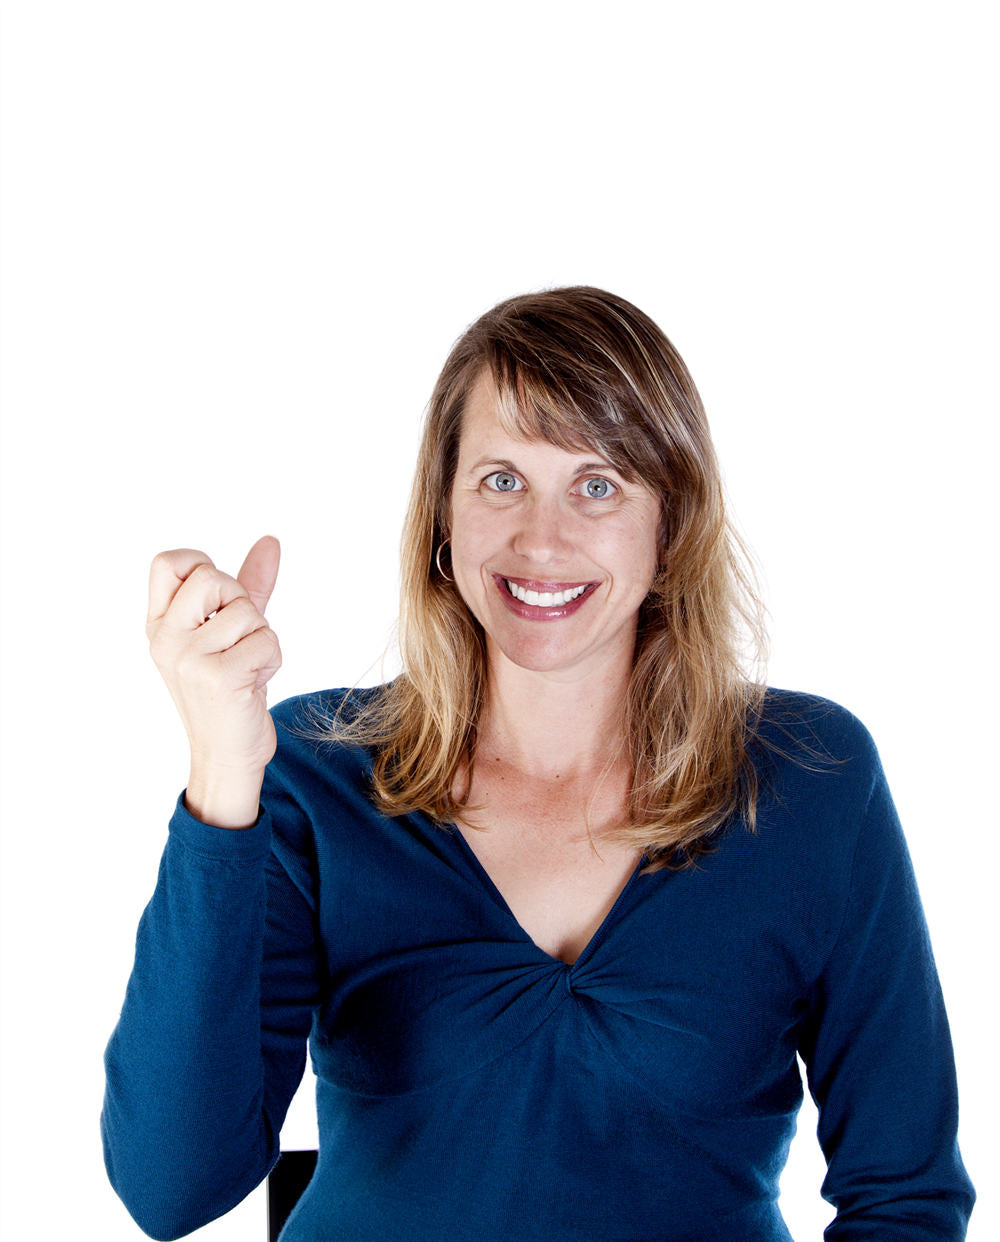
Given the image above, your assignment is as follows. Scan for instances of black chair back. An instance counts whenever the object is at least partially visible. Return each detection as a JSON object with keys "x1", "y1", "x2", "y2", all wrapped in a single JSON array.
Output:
[{"x1": 267, "y1": 1149, "x2": 318, "y2": 1241}]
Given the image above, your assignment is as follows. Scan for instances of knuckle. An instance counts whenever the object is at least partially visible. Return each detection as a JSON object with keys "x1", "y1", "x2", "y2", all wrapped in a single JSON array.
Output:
[
  {"x1": 217, "y1": 644, "x2": 249, "y2": 677},
  {"x1": 147, "y1": 628, "x2": 167, "y2": 662},
  {"x1": 244, "y1": 621, "x2": 272, "y2": 651},
  {"x1": 151, "y1": 548, "x2": 207, "y2": 574},
  {"x1": 186, "y1": 561, "x2": 218, "y2": 587},
  {"x1": 172, "y1": 646, "x2": 197, "y2": 679},
  {"x1": 227, "y1": 594, "x2": 260, "y2": 621},
  {"x1": 202, "y1": 564, "x2": 248, "y2": 601},
  {"x1": 199, "y1": 657, "x2": 228, "y2": 694},
  {"x1": 243, "y1": 623, "x2": 279, "y2": 665},
  {"x1": 148, "y1": 626, "x2": 182, "y2": 668}
]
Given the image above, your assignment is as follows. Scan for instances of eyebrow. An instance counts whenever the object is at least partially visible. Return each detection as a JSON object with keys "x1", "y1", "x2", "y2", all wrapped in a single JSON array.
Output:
[{"x1": 467, "y1": 456, "x2": 619, "y2": 477}]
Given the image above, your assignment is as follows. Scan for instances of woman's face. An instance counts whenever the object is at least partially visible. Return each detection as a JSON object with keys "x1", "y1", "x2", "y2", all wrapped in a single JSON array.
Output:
[{"x1": 448, "y1": 369, "x2": 662, "y2": 680}]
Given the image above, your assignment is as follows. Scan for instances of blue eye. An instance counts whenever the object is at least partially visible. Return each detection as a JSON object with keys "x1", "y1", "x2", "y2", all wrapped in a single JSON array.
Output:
[
  {"x1": 481, "y1": 471, "x2": 617, "y2": 499},
  {"x1": 485, "y1": 471, "x2": 522, "y2": 492},
  {"x1": 581, "y1": 477, "x2": 616, "y2": 499}
]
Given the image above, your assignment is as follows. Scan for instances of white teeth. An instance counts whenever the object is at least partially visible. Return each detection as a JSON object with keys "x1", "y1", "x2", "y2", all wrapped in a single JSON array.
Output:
[{"x1": 505, "y1": 580, "x2": 588, "y2": 607}]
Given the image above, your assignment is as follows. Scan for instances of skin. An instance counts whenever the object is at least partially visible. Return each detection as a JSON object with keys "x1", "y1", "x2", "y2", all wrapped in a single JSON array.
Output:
[
  {"x1": 146, "y1": 536, "x2": 281, "y2": 828},
  {"x1": 448, "y1": 369, "x2": 662, "y2": 786}
]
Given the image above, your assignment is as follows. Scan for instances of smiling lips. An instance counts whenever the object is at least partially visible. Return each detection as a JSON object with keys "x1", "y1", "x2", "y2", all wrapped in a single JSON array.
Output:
[{"x1": 493, "y1": 573, "x2": 598, "y2": 620}]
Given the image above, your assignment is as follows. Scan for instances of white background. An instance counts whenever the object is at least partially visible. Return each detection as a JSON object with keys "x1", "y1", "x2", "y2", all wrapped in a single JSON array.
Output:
[{"x1": 1, "y1": 2, "x2": 996, "y2": 1238}]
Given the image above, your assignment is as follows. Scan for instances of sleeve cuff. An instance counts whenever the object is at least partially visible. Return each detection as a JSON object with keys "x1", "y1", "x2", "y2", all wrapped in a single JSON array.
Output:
[{"x1": 168, "y1": 790, "x2": 273, "y2": 862}]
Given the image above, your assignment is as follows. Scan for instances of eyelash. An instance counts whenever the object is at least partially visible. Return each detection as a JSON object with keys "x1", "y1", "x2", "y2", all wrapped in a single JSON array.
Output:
[{"x1": 483, "y1": 471, "x2": 618, "y2": 500}]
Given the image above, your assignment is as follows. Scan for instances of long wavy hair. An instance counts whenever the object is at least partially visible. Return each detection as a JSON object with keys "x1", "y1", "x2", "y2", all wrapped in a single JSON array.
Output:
[{"x1": 318, "y1": 286, "x2": 768, "y2": 872}]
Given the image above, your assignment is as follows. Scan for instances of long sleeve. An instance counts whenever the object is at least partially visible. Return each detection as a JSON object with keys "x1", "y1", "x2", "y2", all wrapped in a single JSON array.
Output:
[
  {"x1": 101, "y1": 776, "x2": 321, "y2": 1240},
  {"x1": 797, "y1": 747, "x2": 976, "y2": 1239}
]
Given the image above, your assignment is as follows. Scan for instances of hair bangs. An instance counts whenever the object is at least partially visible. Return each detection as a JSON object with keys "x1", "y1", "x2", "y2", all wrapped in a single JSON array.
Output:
[{"x1": 484, "y1": 342, "x2": 648, "y2": 486}]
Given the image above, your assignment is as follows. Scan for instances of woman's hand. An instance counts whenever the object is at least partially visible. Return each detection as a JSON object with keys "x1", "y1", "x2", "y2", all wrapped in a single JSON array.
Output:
[{"x1": 146, "y1": 536, "x2": 282, "y2": 827}]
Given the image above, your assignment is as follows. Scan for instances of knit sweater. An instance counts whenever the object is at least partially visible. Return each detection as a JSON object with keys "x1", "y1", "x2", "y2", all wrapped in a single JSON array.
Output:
[{"x1": 102, "y1": 687, "x2": 975, "y2": 1240}]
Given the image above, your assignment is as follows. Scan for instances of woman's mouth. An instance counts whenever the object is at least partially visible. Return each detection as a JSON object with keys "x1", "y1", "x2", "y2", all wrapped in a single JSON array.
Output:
[{"x1": 492, "y1": 574, "x2": 599, "y2": 620}]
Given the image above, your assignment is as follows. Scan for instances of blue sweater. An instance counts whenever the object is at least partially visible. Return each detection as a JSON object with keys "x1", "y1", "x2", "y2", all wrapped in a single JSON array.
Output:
[{"x1": 102, "y1": 687, "x2": 975, "y2": 1240}]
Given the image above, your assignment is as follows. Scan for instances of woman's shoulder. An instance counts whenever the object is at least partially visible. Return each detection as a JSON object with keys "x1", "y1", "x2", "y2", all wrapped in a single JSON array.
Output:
[
  {"x1": 757, "y1": 686, "x2": 879, "y2": 762},
  {"x1": 752, "y1": 687, "x2": 887, "y2": 819},
  {"x1": 270, "y1": 682, "x2": 388, "y2": 738},
  {"x1": 262, "y1": 683, "x2": 392, "y2": 796},
  {"x1": 259, "y1": 685, "x2": 393, "y2": 844}
]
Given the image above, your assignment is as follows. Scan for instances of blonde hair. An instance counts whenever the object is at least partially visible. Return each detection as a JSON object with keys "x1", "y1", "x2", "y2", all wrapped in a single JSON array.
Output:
[{"x1": 319, "y1": 286, "x2": 767, "y2": 872}]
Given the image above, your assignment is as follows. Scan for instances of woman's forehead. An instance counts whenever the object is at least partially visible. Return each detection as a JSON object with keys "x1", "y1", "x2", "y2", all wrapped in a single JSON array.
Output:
[{"x1": 459, "y1": 368, "x2": 600, "y2": 461}]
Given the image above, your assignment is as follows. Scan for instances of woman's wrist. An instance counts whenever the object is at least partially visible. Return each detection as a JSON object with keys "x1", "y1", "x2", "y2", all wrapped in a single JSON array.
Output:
[{"x1": 185, "y1": 761, "x2": 266, "y2": 829}]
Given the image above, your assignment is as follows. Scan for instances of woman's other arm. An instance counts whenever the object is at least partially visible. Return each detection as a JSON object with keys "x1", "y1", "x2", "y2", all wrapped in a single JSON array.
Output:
[{"x1": 798, "y1": 741, "x2": 976, "y2": 1239}]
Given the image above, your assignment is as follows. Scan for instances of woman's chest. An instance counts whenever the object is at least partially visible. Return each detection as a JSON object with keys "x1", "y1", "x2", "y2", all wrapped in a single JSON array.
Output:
[
  {"x1": 308, "y1": 807, "x2": 831, "y2": 1105},
  {"x1": 452, "y1": 767, "x2": 642, "y2": 966},
  {"x1": 455, "y1": 817, "x2": 643, "y2": 967}
]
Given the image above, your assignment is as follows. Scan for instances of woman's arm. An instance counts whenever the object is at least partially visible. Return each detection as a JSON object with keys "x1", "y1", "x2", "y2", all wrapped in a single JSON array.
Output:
[
  {"x1": 101, "y1": 541, "x2": 320, "y2": 1239},
  {"x1": 101, "y1": 773, "x2": 320, "y2": 1241},
  {"x1": 797, "y1": 751, "x2": 976, "y2": 1239}
]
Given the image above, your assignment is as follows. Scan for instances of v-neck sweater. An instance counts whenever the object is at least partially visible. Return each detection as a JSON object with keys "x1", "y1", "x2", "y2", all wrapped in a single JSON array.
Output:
[{"x1": 101, "y1": 686, "x2": 975, "y2": 1240}]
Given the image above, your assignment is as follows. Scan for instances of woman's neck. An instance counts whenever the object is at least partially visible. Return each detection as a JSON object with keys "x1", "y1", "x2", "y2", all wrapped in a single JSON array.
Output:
[{"x1": 477, "y1": 651, "x2": 632, "y2": 785}]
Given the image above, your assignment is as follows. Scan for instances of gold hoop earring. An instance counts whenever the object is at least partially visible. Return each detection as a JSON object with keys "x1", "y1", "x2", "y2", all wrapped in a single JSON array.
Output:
[{"x1": 435, "y1": 539, "x2": 453, "y2": 582}]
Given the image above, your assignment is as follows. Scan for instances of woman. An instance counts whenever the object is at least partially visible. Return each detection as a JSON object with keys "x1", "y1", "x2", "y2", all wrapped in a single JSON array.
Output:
[{"x1": 102, "y1": 287, "x2": 975, "y2": 1240}]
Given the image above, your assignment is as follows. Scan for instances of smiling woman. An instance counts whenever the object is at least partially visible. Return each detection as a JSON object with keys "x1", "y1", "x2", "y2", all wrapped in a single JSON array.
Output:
[
  {"x1": 324, "y1": 288, "x2": 770, "y2": 875},
  {"x1": 102, "y1": 287, "x2": 975, "y2": 1241}
]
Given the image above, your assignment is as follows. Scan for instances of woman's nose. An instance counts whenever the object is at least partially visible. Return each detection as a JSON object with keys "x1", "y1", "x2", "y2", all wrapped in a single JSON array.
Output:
[{"x1": 510, "y1": 496, "x2": 574, "y2": 565}]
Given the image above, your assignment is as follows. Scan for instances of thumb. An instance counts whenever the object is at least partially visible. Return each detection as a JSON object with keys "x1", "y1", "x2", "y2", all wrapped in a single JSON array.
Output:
[{"x1": 237, "y1": 535, "x2": 281, "y2": 615}]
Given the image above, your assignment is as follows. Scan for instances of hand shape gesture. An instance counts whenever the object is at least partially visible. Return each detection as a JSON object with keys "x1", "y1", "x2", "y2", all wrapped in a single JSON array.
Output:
[{"x1": 146, "y1": 536, "x2": 282, "y2": 825}]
